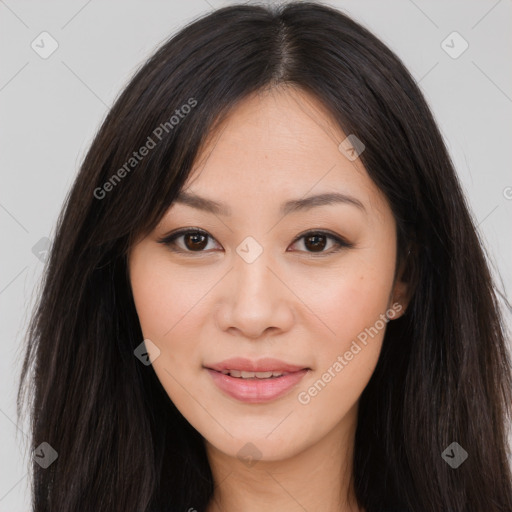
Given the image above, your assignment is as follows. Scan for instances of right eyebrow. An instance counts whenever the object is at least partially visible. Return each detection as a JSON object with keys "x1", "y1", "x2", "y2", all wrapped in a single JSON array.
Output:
[
  {"x1": 279, "y1": 192, "x2": 366, "y2": 216},
  {"x1": 174, "y1": 191, "x2": 232, "y2": 216}
]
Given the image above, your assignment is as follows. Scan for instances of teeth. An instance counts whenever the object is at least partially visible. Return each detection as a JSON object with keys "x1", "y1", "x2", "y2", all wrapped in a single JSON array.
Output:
[{"x1": 220, "y1": 369, "x2": 286, "y2": 379}]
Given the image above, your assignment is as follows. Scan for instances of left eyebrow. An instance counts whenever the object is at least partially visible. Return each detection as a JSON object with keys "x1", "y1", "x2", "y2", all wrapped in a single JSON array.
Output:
[{"x1": 279, "y1": 192, "x2": 366, "y2": 216}]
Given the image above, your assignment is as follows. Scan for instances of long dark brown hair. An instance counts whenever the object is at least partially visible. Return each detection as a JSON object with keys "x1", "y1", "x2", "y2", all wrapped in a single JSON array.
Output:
[{"x1": 17, "y1": 2, "x2": 512, "y2": 511}]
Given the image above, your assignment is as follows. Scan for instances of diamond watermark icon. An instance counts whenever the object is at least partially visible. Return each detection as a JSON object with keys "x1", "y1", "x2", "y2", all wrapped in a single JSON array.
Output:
[
  {"x1": 31, "y1": 237, "x2": 51, "y2": 262},
  {"x1": 134, "y1": 339, "x2": 161, "y2": 365},
  {"x1": 31, "y1": 32, "x2": 59, "y2": 59},
  {"x1": 338, "y1": 134, "x2": 365, "y2": 161},
  {"x1": 441, "y1": 441, "x2": 468, "y2": 468},
  {"x1": 236, "y1": 236, "x2": 263, "y2": 264},
  {"x1": 33, "y1": 442, "x2": 58, "y2": 469},
  {"x1": 441, "y1": 31, "x2": 468, "y2": 59},
  {"x1": 237, "y1": 442, "x2": 262, "y2": 468}
]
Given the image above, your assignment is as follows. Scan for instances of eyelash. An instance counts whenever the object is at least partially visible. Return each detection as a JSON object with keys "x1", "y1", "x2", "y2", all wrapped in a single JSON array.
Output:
[{"x1": 157, "y1": 228, "x2": 353, "y2": 256}]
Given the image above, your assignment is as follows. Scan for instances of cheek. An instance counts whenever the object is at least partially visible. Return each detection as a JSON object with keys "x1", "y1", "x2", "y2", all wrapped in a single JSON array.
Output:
[
  {"x1": 305, "y1": 257, "x2": 394, "y2": 348},
  {"x1": 296, "y1": 251, "x2": 395, "y2": 395},
  {"x1": 130, "y1": 270, "x2": 172, "y2": 341},
  {"x1": 129, "y1": 249, "x2": 220, "y2": 403},
  {"x1": 294, "y1": 277, "x2": 392, "y2": 425},
  {"x1": 130, "y1": 248, "x2": 207, "y2": 342},
  {"x1": 129, "y1": 253, "x2": 207, "y2": 415}
]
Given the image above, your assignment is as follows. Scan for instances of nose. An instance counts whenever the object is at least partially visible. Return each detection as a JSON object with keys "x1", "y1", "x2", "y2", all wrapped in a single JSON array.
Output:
[{"x1": 215, "y1": 248, "x2": 295, "y2": 340}]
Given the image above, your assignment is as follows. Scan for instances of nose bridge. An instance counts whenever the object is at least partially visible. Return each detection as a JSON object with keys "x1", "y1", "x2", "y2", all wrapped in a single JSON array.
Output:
[
  {"x1": 232, "y1": 240, "x2": 278, "y2": 306},
  {"x1": 217, "y1": 237, "x2": 293, "y2": 337}
]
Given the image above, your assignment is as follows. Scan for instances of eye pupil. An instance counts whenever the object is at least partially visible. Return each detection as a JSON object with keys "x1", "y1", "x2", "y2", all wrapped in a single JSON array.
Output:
[
  {"x1": 305, "y1": 234, "x2": 327, "y2": 252},
  {"x1": 184, "y1": 232, "x2": 208, "y2": 251}
]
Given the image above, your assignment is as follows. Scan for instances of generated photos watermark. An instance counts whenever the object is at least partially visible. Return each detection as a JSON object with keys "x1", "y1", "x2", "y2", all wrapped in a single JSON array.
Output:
[
  {"x1": 94, "y1": 97, "x2": 197, "y2": 200},
  {"x1": 297, "y1": 302, "x2": 402, "y2": 405}
]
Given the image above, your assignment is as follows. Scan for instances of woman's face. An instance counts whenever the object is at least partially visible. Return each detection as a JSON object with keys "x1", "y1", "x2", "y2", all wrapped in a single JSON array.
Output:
[{"x1": 128, "y1": 86, "x2": 407, "y2": 463}]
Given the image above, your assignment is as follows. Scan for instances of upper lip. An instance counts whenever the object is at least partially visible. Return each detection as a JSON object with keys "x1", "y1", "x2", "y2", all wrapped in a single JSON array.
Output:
[{"x1": 205, "y1": 357, "x2": 309, "y2": 373}]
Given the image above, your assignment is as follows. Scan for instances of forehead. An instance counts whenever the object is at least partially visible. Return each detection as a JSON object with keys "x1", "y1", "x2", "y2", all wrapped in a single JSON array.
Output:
[{"x1": 177, "y1": 86, "x2": 385, "y2": 219}]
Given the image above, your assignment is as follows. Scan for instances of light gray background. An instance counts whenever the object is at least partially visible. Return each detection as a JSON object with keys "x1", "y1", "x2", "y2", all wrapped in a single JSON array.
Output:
[{"x1": 1, "y1": 1, "x2": 511, "y2": 510}]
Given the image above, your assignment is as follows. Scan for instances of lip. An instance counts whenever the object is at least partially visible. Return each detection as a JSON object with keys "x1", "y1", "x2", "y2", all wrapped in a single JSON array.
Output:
[
  {"x1": 206, "y1": 368, "x2": 309, "y2": 403},
  {"x1": 205, "y1": 357, "x2": 309, "y2": 373}
]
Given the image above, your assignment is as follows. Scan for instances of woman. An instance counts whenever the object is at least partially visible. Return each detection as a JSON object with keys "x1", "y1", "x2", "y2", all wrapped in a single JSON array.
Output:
[{"x1": 17, "y1": 2, "x2": 512, "y2": 511}]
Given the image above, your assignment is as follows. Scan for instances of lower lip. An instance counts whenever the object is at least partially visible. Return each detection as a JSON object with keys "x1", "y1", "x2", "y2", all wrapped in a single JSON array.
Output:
[{"x1": 206, "y1": 368, "x2": 309, "y2": 403}]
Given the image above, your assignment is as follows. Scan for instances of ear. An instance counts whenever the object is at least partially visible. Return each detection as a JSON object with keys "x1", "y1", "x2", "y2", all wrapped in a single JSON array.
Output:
[{"x1": 388, "y1": 249, "x2": 414, "y2": 320}]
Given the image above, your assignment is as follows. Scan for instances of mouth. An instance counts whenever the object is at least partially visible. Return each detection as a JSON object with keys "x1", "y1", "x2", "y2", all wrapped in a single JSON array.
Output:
[
  {"x1": 215, "y1": 369, "x2": 295, "y2": 379},
  {"x1": 205, "y1": 367, "x2": 310, "y2": 403}
]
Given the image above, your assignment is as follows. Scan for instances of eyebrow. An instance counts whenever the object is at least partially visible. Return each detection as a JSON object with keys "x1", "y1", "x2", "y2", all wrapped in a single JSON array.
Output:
[{"x1": 174, "y1": 190, "x2": 366, "y2": 217}]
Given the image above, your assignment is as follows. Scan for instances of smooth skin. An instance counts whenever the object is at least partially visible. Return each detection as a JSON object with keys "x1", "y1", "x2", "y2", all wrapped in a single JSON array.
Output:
[{"x1": 128, "y1": 85, "x2": 409, "y2": 512}]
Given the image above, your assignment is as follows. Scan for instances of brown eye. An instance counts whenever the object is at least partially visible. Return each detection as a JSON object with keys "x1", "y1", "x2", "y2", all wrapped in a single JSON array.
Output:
[
  {"x1": 158, "y1": 228, "x2": 219, "y2": 253},
  {"x1": 183, "y1": 232, "x2": 208, "y2": 251},
  {"x1": 303, "y1": 233, "x2": 328, "y2": 252},
  {"x1": 288, "y1": 230, "x2": 351, "y2": 254}
]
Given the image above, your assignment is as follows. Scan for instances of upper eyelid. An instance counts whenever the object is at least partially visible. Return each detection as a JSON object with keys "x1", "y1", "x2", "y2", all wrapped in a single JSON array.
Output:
[{"x1": 157, "y1": 227, "x2": 216, "y2": 244}]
